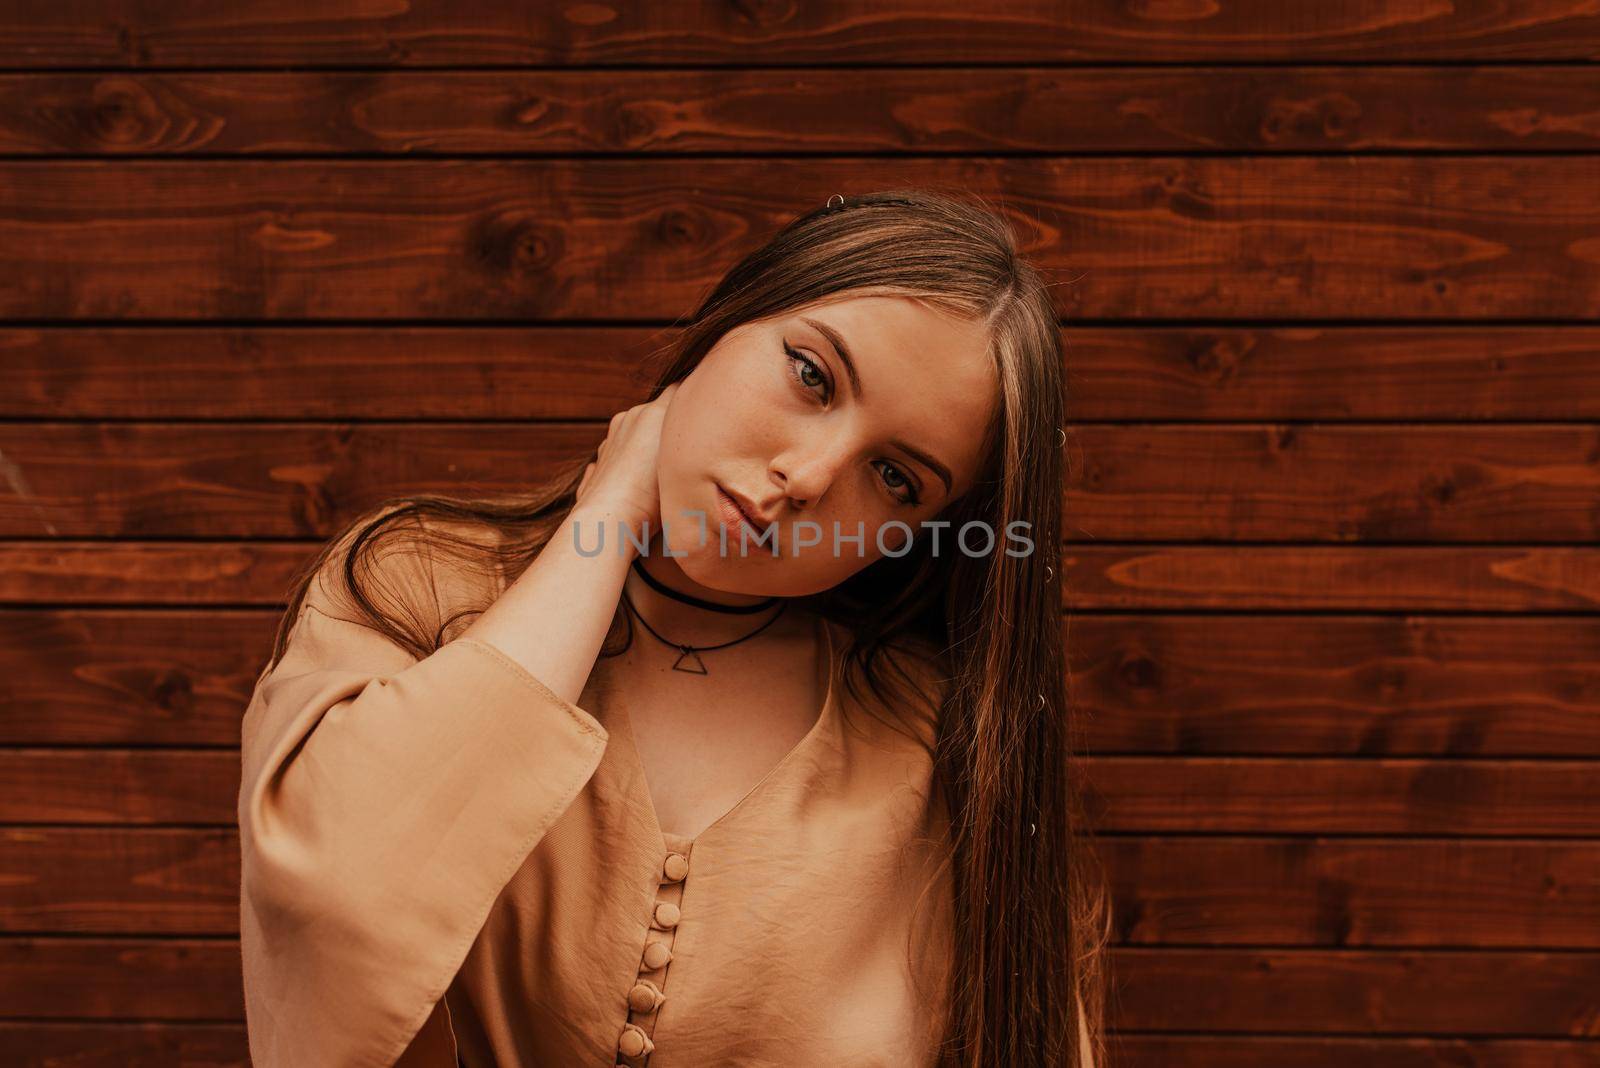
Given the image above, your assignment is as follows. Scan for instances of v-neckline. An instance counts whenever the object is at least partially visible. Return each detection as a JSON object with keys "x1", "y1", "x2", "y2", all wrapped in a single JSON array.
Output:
[{"x1": 599, "y1": 614, "x2": 839, "y2": 853}]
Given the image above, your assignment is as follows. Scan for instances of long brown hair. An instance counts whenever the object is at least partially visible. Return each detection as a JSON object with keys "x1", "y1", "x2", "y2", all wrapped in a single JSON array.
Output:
[{"x1": 266, "y1": 187, "x2": 1111, "y2": 1067}]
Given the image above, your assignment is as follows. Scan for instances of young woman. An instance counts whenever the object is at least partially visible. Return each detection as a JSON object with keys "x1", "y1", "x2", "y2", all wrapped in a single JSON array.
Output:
[{"x1": 238, "y1": 189, "x2": 1110, "y2": 1067}]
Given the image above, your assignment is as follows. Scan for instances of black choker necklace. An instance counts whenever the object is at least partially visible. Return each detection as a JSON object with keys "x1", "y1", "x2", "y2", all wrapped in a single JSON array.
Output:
[
  {"x1": 620, "y1": 591, "x2": 788, "y2": 674},
  {"x1": 624, "y1": 556, "x2": 787, "y2": 674},
  {"x1": 629, "y1": 556, "x2": 780, "y2": 615}
]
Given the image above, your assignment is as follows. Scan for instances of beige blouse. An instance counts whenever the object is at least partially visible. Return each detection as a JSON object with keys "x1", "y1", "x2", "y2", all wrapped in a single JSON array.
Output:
[{"x1": 238, "y1": 532, "x2": 960, "y2": 1067}]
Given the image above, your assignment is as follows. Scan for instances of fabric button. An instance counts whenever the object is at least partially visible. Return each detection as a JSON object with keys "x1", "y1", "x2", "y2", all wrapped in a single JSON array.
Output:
[
  {"x1": 652, "y1": 901, "x2": 681, "y2": 929},
  {"x1": 617, "y1": 1023, "x2": 655, "y2": 1057},
  {"x1": 642, "y1": 940, "x2": 672, "y2": 970},
  {"x1": 662, "y1": 851, "x2": 689, "y2": 883},
  {"x1": 628, "y1": 978, "x2": 667, "y2": 1012}
]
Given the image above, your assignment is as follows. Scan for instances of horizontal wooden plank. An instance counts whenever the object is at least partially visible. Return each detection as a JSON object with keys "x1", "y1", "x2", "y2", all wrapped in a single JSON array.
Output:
[
  {"x1": 0, "y1": 1023, "x2": 244, "y2": 1068},
  {"x1": 5, "y1": 3, "x2": 1600, "y2": 67},
  {"x1": 4, "y1": 158, "x2": 1600, "y2": 320},
  {"x1": 0, "y1": 1023, "x2": 245, "y2": 1067},
  {"x1": 1098, "y1": 837, "x2": 1600, "y2": 947},
  {"x1": 1107, "y1": 947, "x2": 1600, "y2": 1036},
  {"x1": 10, "y1": 68, "x2": 1600, "y2": 155},
  {"x1": 0, "y1": 1027, "x2": 1591, "y2": 1068},
  {"x1": 1113, "y1": 1037, "x2": 1600, "y2": 1068},
  {"x1": 0, "y1": 543, "x2": 307, "y2": 605},
  {"x1": 1, "y1": 1027, "x2": 1589, "y2": 1068},
  {"x1": 1081, "y1": 759, "x2": 1600, "y2": 835},
  {"x1": 1069, "y1": 613, "x2": 1600, "y2": 756},
  {"x1": 8, "y1": 611, "x2": 1598, "y2": 756},
  {"x1": 0, "y1": 423, "x2": 595, "y2": 539},
  {"x1": 4, "y1": 830, "x2": 1594, "y2": 946},
  {"x1": 4, "y1": 424, "x2": 1600, "y2": 541},
  {"x1": 0, "y1": 326, "x2": 651, "y2": 420},
  {"x1": 0, "y1": 610, "x2": 271, "y2": 746},
  {"x1": 7, "y1": 750, "x2": 1597, "y2": 836},
  {"x1": 7, "y1": 325, "x2": 1600, "y2": 421},
  {"x1": 0, "y1": 939, "x2": 242, "y2": 1019},
  {"x1": 1064, "y1": 546, "x2": 1600, "y2": 608},
  {"x1": 3, "y1": 940, "x2": 1596, "y2": 1037},
  {"x1": 0, "y1": 751, "x2": 235, "y2": 825},
  {"x1": 0, "y1": 828, "x2": 239, "y2": 934}
]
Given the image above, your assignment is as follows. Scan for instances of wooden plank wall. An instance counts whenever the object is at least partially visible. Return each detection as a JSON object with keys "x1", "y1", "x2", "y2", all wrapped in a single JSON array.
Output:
[{"x1": 2, "y1": 4, "x2": 1599, "y2": 1065}]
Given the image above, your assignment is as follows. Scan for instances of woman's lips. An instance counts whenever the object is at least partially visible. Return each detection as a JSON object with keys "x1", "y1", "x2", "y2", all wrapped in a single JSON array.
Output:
[{"x1": 715, "y1": 484, "x2": 762, "y2": 535}]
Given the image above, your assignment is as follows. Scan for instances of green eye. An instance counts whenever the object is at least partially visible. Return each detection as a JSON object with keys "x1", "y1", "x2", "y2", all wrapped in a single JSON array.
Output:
[
  {"x1": 784, "y1": 341, "x2": 829, "y2": 398},
  {"x1": 875, "y1": 462, "x2": 920, "y2": 506}
]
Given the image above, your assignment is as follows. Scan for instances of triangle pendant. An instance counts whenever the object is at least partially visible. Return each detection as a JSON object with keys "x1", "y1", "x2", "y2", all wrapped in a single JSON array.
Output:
[{"x1": 671, "y1": 646, "x2": 708, "y2": 674}]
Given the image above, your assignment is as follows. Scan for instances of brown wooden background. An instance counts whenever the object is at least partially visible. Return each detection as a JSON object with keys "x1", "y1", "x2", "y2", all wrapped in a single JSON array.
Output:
[{"x1": 2, "y1": 3, "x2": 1599, "y2": 1066}]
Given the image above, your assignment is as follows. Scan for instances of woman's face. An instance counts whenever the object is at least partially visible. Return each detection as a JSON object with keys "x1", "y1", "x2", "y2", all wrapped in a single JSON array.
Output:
[{"x1": 655, "y1": 292, "x2": 999, "y2": 597}]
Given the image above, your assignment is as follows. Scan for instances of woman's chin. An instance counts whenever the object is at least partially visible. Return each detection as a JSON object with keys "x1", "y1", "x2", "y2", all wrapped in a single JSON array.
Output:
[{"x1": 662, "y1": 528, "x2": 763, "y2": 572}]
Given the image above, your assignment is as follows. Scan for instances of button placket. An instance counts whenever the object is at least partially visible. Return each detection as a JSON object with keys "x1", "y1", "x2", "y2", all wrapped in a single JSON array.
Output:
[{"x1": 616, "y1": 846, "x2": 692, "y2": 1065}]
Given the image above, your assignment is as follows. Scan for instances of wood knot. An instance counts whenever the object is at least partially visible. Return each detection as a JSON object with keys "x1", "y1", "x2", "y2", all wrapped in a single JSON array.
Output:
[{"x1": 467, "y1": 210, "x2": 563, "y2": 276}]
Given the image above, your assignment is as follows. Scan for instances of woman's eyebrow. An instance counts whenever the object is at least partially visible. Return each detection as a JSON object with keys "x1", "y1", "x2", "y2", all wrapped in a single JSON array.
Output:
[
  {"x1": 797, "y1": 315, "x2": 953, "y2": 496},
  {"x1": 891, "y1": 438, "x2": 953, "y2": 496}
]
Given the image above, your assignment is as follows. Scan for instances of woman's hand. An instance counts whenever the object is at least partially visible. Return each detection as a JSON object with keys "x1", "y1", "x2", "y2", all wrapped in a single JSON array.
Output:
[{"x1": 575, "y1": 381, "x2": 681, "y2": 537}]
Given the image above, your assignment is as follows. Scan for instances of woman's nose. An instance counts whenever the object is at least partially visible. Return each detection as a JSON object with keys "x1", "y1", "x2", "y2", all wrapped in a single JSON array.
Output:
[{"x1": 770, "y1": 441, "x2": 846, "y2": 509}]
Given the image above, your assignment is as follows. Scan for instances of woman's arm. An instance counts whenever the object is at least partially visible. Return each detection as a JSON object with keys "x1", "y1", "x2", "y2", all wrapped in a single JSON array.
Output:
[
  {"x1": 457, "y1": 502, "x2": 637, "y2": 703},
  {"x1": 238, "y1": 508, "x2": 635, "y2": 1068},
  {"x1": 241, "y1": 385, "x2": 672, "y2": 1067}
]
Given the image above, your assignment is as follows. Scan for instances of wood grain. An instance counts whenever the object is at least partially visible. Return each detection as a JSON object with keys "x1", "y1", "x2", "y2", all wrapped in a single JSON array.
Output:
[
  {"x1": 5, "y1": 158, "x2": 1600, "y2": 320},
  {"x1": 4, "y1": 3, "x2": 1600, "y2": 67},
  {"x1": 1107, "y1": 947, "x2": 1600, "y2": 1035},
  {"x1": 0, "y1": 1024, "x2": 1592, "y2": 1068},
  {"x1": 3, "y1": 942, "x2": 1596, "y2": 1038},
  {"x1": 7, "y1": 611, "x2": 1598, "y2": 756},
  {"x1": 2, "y1": 4, "x2": 1597, "y2": 1059},
  {"x1": 7, "y1": 750, "x2": 1599, "y2": 837},
  {"x1": 8, "y1": 68, "x2": 1600, "y2": 155},
  {"x1": 3, "y1": 830, "x2": 1595, "y2": 949},
  {"x1": 3, "y1": 424, "x2": 1599, "y2": 540},
  {"x1": 7, "y1": 326, "x2": 1600, "y2": 421},
  {"x1": 4, "y1": 543, "x2": 1600, "y2": 612},
  {"x1": 1, "y1": 1025, "x2": 1591, "y2": 1068}
]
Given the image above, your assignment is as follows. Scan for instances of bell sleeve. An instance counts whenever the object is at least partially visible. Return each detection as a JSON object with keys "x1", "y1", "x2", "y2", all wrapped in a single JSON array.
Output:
[{"x1": 237, "y1": 537, "x2": 610, "y2": 1068}]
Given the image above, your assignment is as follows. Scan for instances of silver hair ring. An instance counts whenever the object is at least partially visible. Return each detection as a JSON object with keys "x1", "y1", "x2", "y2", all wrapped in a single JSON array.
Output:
[
  {"x1": 1035, "y1": 693, "x2": 1046, "y2": 711},
  {"x1": 1045, "y1": 565, "x2": 1054, "y2": 581},
  {"x1": 826, "y1": 193, "x2": 845, "y2": 208},
  {"x1": 1055, "y1": 426, "x2": 1066, "y2": 448}
]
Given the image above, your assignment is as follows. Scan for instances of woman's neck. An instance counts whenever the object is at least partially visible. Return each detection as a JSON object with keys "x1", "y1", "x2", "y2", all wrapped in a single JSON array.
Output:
[{"x1": 624, "y1": 549, "x2": 790, "y2": 647}]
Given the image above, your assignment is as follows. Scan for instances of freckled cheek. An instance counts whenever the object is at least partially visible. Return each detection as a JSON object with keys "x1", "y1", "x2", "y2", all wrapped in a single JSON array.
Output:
[
  {"x1": 694, "y1": 362, "x2": 775, "y2": 440},
  {"x1": 657, "y1": 406, "x2": 754, "y2": 516},
  {"x1": 654, "y1": 410, "x2": 710, "y2": 517}
]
